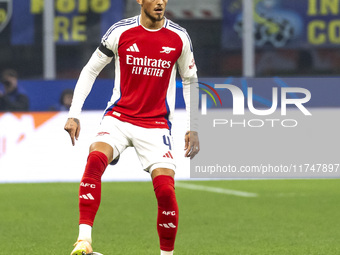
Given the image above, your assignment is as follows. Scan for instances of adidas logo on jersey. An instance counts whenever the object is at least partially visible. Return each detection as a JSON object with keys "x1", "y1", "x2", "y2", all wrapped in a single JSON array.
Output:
[
  {"x1": 126, "y1": 43, "x2": 140, "y2": 52},
  {"x1": 80, "y1": 193, "x2": 95, "y2": 200},
  {"x1": 159, "y1": 223, "x2": 177, "y2": 228},
  {"x1": 163, "y1": 151, "x2": 173, "y2": 159}
]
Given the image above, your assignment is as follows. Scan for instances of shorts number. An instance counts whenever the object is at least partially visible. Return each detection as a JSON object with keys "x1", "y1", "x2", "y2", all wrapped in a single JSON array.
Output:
[{"x1": 163, "y1": 135, "x2": 172, "y2": 150}]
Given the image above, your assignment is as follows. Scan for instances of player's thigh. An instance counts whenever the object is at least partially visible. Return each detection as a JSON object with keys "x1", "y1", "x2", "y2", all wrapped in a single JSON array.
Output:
[
  {"x1": 131, "y1": 127, "x2": 176, "y2": 173},
  {"x1": 92, "y1": 116, "x2": 131, "y2": 161}
]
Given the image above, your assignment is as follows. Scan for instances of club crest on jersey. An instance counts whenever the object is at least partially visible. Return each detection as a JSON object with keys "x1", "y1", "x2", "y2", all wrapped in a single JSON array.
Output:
[
  {"x1": 160, "y1": 47, "x2": 176, "y2": 54},
  {"x1": 0, "y1": 0, "x2": 12, "y2": 33}
]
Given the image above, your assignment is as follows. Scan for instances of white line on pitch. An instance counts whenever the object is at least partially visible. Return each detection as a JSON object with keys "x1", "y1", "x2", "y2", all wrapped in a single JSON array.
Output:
[{"x1": 175, "y1": 182, "x2": 258, "y2": 198}]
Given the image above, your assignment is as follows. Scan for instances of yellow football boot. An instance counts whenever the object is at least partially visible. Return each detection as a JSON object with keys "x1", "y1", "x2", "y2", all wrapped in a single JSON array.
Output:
[{"x1": 70, "y1": 240, "x2": 93, "y2": 255}]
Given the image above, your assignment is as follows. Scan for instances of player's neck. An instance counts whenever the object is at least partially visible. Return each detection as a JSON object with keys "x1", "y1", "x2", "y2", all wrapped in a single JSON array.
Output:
[{"x1": 140, "y1": 13, "x2": 165, "y2": 30}]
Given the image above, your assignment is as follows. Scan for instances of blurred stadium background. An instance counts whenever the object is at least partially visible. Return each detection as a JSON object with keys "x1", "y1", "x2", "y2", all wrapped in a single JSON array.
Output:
[
  {"x1": 2, "y1": 0, "x2": 340, "y2": 80},
  {"x1": 2, "y1": 0, "x2": 340, "y2": 180},
  {"x1": 1, "y1": 0, "x2": 340, "y2": 254}
]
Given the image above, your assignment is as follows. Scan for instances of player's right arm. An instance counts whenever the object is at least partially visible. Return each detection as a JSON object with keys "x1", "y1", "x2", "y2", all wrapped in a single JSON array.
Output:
[{"x1": 65, "y1": 45, "x2": 114, "y2": 146}]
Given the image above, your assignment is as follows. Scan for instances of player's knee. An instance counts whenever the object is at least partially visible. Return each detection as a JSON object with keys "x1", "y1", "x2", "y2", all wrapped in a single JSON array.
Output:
[
  {"x1": 87, "y1": 151, "x2": 108, "y2": 167},
  {"x1": 89, "y1": 142, "x2": 113, "y2": 163},
  {"x1": 156, "y1": 183, "x2": 175, "y2": 199},
  {"x1": 153, "y1": 175, "x2": 176, "y2": 204},
  {"x1": 83, "y1": 151, "x2": 108, "y2": 180}
]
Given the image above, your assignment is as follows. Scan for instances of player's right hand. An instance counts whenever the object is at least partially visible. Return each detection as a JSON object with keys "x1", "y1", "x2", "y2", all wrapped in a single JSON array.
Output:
[
  {"x1": 184, "y1": 131, "x2": 200, "y2": 159},
  {"x1": 64, "y1": 118, "x2": 80, "y2": 146}
]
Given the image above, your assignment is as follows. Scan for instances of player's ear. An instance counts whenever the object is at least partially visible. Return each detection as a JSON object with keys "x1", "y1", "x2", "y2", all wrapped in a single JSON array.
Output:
[{"x1": 136, "y1": 0, "x2": 142, "y2": 5}]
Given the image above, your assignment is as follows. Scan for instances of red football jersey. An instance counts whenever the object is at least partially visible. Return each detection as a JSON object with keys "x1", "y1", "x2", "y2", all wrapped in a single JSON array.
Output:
[{"x1": 101, "y1": 16, "x2": 197, "y2": 130}]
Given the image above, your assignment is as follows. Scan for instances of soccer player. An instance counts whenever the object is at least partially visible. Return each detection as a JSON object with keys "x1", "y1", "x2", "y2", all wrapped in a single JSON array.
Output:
[{"x1": 64, "y1": 0, "x2": 199, "y2": 254}]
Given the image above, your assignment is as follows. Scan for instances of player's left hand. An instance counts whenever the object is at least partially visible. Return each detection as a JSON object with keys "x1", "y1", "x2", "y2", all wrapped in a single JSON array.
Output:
[{"x1": 184, "y1": 131, "x2": 200, "y2": 159}]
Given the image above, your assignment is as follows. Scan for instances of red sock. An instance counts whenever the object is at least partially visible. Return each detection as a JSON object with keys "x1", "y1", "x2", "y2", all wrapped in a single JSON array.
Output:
[
  {"x1": 79, "y1": 151, "x2": 108, "y2": 226},
  {"x1": 153, "y1": 175, "x2": 179, "y2": 251}
]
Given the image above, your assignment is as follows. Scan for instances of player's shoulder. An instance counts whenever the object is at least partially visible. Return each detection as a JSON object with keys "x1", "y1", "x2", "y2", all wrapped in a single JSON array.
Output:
[
  {"x1": 102, "y1": 16, "x2": 139, "y2": 40},
  {"x1": 165, "y1": 18, "x2": 190, "y2": 37},
  {"x1": 165, "y1": 18, "x2": 193, "y2": 50}
]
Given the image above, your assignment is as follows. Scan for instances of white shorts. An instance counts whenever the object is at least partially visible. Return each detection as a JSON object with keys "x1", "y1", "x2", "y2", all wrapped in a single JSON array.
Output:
[{"x1": 92, "y1": 116, "x2": 176, "y2": 173}]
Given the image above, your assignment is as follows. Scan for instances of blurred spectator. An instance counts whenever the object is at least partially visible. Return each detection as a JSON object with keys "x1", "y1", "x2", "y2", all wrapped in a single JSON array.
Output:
[
  {"x1": 0, "y1": 69, "x2": 29, "y2": 112},
  {"x1": 50, "y1": 88, "x2": 74, "y2": 111}
]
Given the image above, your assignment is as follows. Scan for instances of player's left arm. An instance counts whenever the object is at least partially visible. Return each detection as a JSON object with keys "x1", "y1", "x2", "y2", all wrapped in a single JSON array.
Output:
[
  {"x1": 177, "y1": 32, "x2": 200, "y2": 159},
  {"x1": 184, "y1": 130, "x2": 199, "y2": 159}
]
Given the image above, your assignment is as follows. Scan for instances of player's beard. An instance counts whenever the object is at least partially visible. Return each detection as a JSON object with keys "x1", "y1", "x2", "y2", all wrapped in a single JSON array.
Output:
[{"x1": 143, "y1": 8, "x2": 164, "y2": 22}]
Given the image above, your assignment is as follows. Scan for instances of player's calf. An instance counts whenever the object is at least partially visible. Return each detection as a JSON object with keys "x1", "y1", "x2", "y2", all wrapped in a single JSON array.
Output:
[
  {"x1": 153, "y1": 175, "x2": 179, "y2": 253},
  {"x1": 79, "y1": 151, "x2": 108, "y2": 226}
]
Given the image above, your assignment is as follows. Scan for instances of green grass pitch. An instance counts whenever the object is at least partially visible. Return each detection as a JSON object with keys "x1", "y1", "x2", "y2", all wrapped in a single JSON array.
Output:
[{"x1": 1, "y1": 179, "x2": 340, "y2": 254}]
